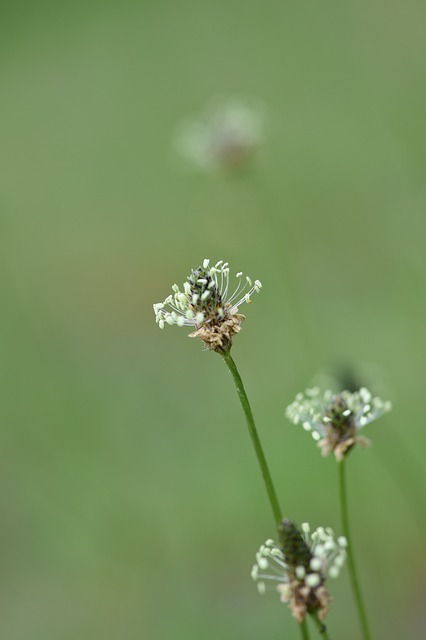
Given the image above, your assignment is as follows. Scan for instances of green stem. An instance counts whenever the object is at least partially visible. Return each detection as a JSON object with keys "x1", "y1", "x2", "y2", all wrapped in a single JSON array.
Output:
[
  {"x1": 247, "y1": 169, "x2": 315, "y2": 367},
  {"x1": 338, "y1": 460, "x2": 372, "y2": 640},
  {"x1": 309, "y1": 612, "x2": 332, "y2": 640},
  {"x1": 373, "y1": 422, "x2": 426, "y2": 555},
  {"x1": 300, "y1": 618, "x2": 311, "y2": 640},
  {"x1": 220, "y1": 349, "x2": 282, "y2": 526}
]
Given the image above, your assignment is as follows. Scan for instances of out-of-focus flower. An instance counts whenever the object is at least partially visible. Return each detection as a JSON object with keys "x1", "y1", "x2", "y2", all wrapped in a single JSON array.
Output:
[
  {"x1": 153, "y1": 259, "x2": 261, "y2": 352},
  {"x1": 252, "y1": 520, "x2": 347, "y2": 622},
  {"x1": 285, "y1": 387, "x2": 392, "y2": 460},
  {"x1": 175, "y1": 99, "x2": 264, "y2": 172}
]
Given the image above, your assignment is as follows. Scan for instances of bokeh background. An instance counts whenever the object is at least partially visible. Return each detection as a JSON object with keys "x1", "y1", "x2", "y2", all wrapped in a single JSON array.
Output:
[{"x1": 1, "y1": 1, "x2": 426, "y2": 638}]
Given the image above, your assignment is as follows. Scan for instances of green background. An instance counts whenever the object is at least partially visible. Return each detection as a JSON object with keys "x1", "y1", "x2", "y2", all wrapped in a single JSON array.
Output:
[{"x1": 1, "y1": 2, "x2": 425, "y2": 638}]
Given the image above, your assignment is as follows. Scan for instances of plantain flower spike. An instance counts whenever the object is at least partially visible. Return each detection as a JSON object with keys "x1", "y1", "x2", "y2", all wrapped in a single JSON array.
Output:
[
  {"x1": 252, "y1": 520, "x2": 347, "y2": 623},
  {"x1": 286, "y1": 387, "x2": 392, "y2": 460},
  {"x1": 153, "y1": 259, "x2": 262, "y2": 353},
  {"x1": 175, "y1": 99, "x2": 264, "y2": 172}
]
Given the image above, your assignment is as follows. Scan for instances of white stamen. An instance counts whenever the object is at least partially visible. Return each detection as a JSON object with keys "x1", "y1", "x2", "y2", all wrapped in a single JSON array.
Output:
[{"x1": 305, "y1": 573, "x2": 321, "y2": 588}]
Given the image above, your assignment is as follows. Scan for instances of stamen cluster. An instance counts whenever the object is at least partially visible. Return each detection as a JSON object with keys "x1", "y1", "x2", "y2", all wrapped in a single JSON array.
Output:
[
  {"x1": 251, "y1": 520, "x2": 347, "y2": 622},
  {"x1": 285, "y1": 387, "x2": 392, "y2": 460},
  {"x1": 153, "y1": 259, "x2": 262, "y2": 352},
  {"x1": 176, "y1": 100, "x2": 263, "y2": 171}
]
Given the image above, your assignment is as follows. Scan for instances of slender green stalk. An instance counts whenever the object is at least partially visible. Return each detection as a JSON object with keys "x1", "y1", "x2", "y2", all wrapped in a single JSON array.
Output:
[
  {"x1": 300, "y1": 618, "x2": 311, "y2": 640},
  {"x1": 221, "y1": 351, "x2": 336, "y2": 640},
  {"x1": 309, "y1": 612, "x2": 331, "y2": 640},
  {"x1": 221, "y1": 349, "x2": 282, "y2": 526},
  {"x1": 373, "y1": 422, "x2": 426, "y2": 555},
  {"x1": 338, "y1": 460, "x2": 372, "y2": 640},
  {"x1": 247, "y1": 169, "x2": 315, "y2": 367}
]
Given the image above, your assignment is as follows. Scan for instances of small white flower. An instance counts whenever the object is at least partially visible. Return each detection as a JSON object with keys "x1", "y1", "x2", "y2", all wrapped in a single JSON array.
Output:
[
  {"x1": 252, "y1": 520, "x2": 347, "y2": 622},
  {"x1": 153, "y1": 259, "x2": 261, "y2": 352},
  {"x1": 175, "y1": 99, "x2": 264, "y2": 172},
  {"x1": 285, "y1": 387, "x2": 392, "y2": 460}
]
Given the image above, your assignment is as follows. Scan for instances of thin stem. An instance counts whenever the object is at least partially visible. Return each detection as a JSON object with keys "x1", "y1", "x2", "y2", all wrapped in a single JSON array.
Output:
[
  {"x1": 309, "y1": 612, "x2": 332, "y2": 640},
  {"x1": 300, "y1": 618, "x2": 311, "y2": 640},
  {"x1": 220, "y1": 349, "x2": 282, "y2": 526},
  {"x1": 338, "y1": 460, "x2": 372, "y2": 640},
  {"x1": 373, "y1": 422, "x2": 426, "y2": 556},
  {"x1": 247, "y1": 168, "x2": 315, "y2": 367}
]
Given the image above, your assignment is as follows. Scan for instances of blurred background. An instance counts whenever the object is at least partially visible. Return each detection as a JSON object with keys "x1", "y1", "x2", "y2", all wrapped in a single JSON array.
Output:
[{"x1": 1, "y1": 1, "x2": 426, "y2": 638}]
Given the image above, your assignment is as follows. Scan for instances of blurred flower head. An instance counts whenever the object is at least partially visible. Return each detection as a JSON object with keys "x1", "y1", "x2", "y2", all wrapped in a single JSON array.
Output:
[
  {"x1": 286, "y1": 387, "x2": 392, "y2": 460},
  {"x1": 175, "y1": 99, "x2": 264, "y2": 172},
  {"x1": 153, "y1": 259, "x2": 262, "y2": 352},
  {"x1": 252, "y1": 520, "x2": 347, "y2": 623}
]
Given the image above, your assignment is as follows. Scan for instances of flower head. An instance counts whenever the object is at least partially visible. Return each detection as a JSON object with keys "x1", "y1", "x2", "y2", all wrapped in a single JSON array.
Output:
[
  {"x1": 251, "y1": 520, "x2": 347, "y2": 622},
  {"x1": 175, "y1": 99, "x2": 264, "y2": 172},
  {"x1": 153, "y1": 259, "x2": 262, "y2": 353},
  {"x1": 286, "y1": 387, "x2": 392, "y2": 460}
]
